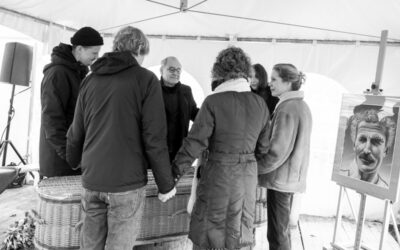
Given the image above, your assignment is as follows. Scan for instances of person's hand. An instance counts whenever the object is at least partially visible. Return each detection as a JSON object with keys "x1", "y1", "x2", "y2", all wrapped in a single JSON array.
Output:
[
  {"x1": 172, "y1": 163, "x2": 181, "y2": 183},
  {"x1": 158, "y1": 187, "x2": 177, "y2": 202}
]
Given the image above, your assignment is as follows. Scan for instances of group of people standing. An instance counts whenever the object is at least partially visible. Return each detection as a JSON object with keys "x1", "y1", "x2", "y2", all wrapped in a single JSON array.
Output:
[{"x1": 39, "y1": 25, "x2": 312, "y2": 250}]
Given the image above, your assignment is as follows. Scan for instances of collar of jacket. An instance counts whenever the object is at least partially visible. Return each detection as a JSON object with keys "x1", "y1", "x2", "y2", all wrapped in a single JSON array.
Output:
[
  {"x1": 44, "y1": 43, "x2": 89, "y2": 78},
  {"x1": 160, "y1": 77, "x2": 181, "y2": 93},
  {"x1": 275, "y1": 90, "x2": 304, "y2": 109},
  {"x1": 91, "y1": 51, "x2": 139, "y2": 75},
  {"x1": 213, "y1": 78, "x2": 250, "y2": 94}
]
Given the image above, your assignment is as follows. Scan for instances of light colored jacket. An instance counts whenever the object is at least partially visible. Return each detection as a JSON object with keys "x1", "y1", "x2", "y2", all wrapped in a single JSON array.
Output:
[{"x1": 258, "y1": 91, "x2": 312, "y2": 193}]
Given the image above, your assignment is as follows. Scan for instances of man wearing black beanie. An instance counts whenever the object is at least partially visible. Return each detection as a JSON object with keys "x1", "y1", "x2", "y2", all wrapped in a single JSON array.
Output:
[{"x1": 39, "y1": 26, "x2": 103, "y2": 177}]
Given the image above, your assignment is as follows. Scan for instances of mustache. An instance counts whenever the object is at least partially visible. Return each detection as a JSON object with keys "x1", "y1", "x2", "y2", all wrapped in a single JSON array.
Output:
[{"x1": 358, "y1": 153, "x2": 375, "y2": 163}]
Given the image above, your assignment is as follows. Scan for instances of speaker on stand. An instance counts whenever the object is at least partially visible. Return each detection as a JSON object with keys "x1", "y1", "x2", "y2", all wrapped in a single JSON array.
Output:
[{"x1": 0, "y1": 42, "x2": 33, "y2": 173}]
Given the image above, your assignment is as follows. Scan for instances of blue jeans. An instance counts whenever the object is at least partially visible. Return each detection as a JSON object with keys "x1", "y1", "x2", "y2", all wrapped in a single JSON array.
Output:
[
  {"x1": 80, "y1": 187, "x2": 146, "y2": 250},
  {"x1": 267, "y1": 189, "x2": 293, "y2": 250}
]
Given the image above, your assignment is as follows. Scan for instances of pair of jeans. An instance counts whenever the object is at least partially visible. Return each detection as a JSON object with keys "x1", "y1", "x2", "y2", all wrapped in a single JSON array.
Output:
[
  {"x1": 266, "y1": 189, "x2": 293, "y2": 250},
  {"x1": 192, "y1": 244, "x2": 252, "y2": 250},
  {"x1": 80, "y1": 186, "x2": 146, "y2": 250}
]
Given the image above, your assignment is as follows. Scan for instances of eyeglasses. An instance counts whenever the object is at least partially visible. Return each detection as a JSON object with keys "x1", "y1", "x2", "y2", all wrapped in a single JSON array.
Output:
[{"x1": 167, "y1": 67, "x2": 181, "y2": 74}]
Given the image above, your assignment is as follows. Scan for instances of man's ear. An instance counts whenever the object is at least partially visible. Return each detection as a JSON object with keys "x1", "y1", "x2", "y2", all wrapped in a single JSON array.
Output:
[
  {"x1": 76, "y1": 45, "x2": 84, "y2": 52},
  {"x1": 384, "y1": 147, "x2": 389, "y2": 157}
]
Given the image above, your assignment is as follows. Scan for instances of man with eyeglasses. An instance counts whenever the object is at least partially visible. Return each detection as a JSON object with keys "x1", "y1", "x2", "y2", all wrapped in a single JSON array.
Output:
[{"x1": 160, "y1": 56, "x2": 199, "y2": 163}]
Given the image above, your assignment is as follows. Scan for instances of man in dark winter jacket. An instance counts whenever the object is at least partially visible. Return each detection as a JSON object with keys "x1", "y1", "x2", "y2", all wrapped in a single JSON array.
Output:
[
  {"x1": 39, "y1": 27, "x2": 103, "y2": 177},
  {"x1": 66, "y1": 26, "x2": 177, "y2": 250},
  {"x1": 160, "y1": 56, "x2": 199, "y2": 162}
]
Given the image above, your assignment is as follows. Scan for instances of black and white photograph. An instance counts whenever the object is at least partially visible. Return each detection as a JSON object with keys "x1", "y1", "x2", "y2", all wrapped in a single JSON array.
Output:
[
  {"x1": 332, "y1": 94, "x2": 400, "y2": 201},
  {"x1": 1, "y1": 1, "x2": 400, "y2": 249}
]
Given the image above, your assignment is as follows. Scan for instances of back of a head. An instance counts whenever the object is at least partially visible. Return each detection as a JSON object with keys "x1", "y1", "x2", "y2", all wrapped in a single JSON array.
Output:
[
  {"x1": 273, "y1": 63, "x2": 305, "y2": 91},
  {"x1": 71, "y1": 26, "x2": 104, "y2": 47},
  {"x1": 113, "y1": 26, "x2": 149, "y2": 55},
  {"x1": 211, "y1": 46, "x2": 251, "y2": 85}
]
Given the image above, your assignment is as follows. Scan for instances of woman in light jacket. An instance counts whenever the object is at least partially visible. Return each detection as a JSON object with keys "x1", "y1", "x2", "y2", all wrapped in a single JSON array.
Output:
[
  {"x1": 172, "y1": 46, "x2": 270, "y2": 250},
  {"x1": 258, "y1": 63, "x2": 312, "y2": 250}
]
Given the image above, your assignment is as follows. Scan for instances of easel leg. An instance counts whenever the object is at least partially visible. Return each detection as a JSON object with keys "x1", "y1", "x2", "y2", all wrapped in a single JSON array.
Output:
[
  {"x1": 380, "y1": 200, "x2": 392, "y2": 249},
  {"x1": 344, "y1": 188, "x2": 358, "y2": 220},
  {"x1": 354, "y1": 194, "x2": 367, "y2": 250},
  {"x1": 333, "y1": 186, "x2": 344, "y2": 244},
  {"x1": 390, "y1": 206, "x2": 400, "y2": 244}
]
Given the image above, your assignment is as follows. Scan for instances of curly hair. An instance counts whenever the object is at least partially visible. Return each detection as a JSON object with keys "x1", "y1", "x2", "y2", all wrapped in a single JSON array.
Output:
[
  {"x1": 211, "y1": 46, "x2": 251, "y2": 82},
  {"x1": 348, "y1": 108, "x2": 397, "y2": 150},
  {"x1": 112, "y1": 26, "x2": 149, "y2": 55},
  {"x1": 272, "y1": 63, "x2": 305, "y2": 91}
]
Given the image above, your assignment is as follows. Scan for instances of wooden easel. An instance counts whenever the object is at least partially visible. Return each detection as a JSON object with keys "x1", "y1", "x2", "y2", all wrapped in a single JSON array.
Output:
[
  {"x1": 326, "y1": 186, "x2": 400, "y2": 250},
  {"x1": 325, "y1": 30, "x2": 400, "y2": 250}
]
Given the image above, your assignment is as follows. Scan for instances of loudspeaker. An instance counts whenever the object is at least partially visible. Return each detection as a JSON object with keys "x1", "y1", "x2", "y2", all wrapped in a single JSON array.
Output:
[{"x1": 0, "y1": 42, "x2": 33, "y2": 87}]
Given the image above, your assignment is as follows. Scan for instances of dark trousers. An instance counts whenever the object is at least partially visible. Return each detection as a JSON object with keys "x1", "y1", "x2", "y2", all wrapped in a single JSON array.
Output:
[{"x1": 267, "y1": 189, "x2": 293, "y2": 250}]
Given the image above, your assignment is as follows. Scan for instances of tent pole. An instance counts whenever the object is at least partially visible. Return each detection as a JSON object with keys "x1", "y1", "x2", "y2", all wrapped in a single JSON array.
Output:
[{"x1": 371, "y1": 30, "x2": 388, "y2": 95}]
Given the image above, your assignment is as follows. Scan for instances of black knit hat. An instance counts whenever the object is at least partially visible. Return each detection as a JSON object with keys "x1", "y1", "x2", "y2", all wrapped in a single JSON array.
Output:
[{"x1": 70, "y1": 27, "x2": 104, "y2": 46}]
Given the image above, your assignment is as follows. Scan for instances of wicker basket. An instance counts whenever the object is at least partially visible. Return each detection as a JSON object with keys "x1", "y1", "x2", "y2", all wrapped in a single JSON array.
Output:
[
  {"x1": 34, "y1": 170, "x2": 193, "y2": 250},
  {"x1": 254, "y1": 185, "x2": 267, "y2": 226}
]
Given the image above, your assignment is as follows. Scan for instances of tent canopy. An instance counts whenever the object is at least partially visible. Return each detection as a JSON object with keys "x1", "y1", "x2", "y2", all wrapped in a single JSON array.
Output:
[
  {"x1": 1, "y1": 0, "x2": 400, "y2": 42},
  {"x1": 2, "y1": 0, "x2": 400, "y2": 96}
]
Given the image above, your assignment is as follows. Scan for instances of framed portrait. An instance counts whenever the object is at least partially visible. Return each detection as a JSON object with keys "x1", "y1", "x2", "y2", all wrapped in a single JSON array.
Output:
[{"x1": 332, "y1": 93, "x2": 400, "y2": 201}]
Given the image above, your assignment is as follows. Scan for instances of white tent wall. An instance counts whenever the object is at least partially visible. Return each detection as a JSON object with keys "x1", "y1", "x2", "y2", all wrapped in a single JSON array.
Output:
[{"x1": 102, "y1": 36, "x2": 400, "y2": 97}]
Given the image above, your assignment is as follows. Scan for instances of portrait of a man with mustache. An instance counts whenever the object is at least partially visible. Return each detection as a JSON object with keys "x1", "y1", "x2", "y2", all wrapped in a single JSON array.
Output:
[{"x1": 341, "y1": 108, "x2": 397, "y2": 188}]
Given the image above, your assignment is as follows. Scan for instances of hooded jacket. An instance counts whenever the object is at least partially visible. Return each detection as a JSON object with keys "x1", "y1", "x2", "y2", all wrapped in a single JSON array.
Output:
[
  {"x1": 39, "y1": 43, "x2": 87, "y2": 177},
  {"x1": 66, "y1": 51, "x2": 175, "y2": 193}
]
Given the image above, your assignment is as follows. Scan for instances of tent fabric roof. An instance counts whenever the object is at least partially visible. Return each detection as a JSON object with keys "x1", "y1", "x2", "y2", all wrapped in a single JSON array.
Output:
[{"x1": 1, "y1": 0, "x2": 400, "y2": 41}]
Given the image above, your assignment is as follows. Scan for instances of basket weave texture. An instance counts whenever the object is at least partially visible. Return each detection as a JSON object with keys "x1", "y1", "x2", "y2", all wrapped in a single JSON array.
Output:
[{"x1": 34, "y1": 170, "x2": 193, "y2": 249}]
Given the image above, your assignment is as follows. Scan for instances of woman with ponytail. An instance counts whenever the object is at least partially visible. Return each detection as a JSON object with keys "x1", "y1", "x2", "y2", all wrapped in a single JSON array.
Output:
[{"x1": 257, "y1": 63, "x2": 312, "y2": 250}]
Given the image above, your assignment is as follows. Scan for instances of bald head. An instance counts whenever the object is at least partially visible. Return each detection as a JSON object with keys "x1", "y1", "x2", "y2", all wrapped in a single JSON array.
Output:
[{"x1": 160, "y1": 56, "x2": 182, "y2": 87}]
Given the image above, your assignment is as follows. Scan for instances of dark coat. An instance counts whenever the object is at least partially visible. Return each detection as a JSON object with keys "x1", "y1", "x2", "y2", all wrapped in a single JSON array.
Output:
[
  {"x1": 160, "y1": 78, "x2": 199, "y2": 161},
  {"x1": 66, "y1": 51, "x2": 175, "y2": 193},
  {"x1": 39, "y1": 43, "x2": 87, "y2": 177},
  {"x1": 251, "y1": 86, "x2": 279, "y2": 114},
  {"x1": 173, "y1": 81, "x2": 270, "y2": 249}
]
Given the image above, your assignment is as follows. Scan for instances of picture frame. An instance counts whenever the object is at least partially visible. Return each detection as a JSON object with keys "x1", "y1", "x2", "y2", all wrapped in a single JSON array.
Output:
[{"x1": 332, "y1": 93, "x2": 400, "y2": 201}]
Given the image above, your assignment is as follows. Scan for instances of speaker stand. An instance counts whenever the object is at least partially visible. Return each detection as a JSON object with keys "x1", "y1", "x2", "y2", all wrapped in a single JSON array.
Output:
[
  {"x1": 0, "y1": 140, "x2": 26, "y2": 166},
  {"x1": 0, "y1": 83, "x2": 33, "y2": 178}
]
